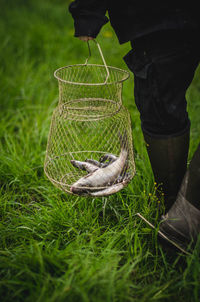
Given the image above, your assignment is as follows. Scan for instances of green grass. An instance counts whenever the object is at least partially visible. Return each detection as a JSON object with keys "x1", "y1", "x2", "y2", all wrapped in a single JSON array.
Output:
[{"x1": 1, "y1": 0, "x2": 200, "y2": 301}]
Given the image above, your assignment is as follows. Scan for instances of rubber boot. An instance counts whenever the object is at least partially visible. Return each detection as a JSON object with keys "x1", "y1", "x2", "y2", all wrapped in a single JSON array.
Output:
[
  {"x1": 143, "y1": 130, "x2": 190, "y2": 212},
  {"x1": 160, "y1": 144, "x2": 200, "y2": 250}
]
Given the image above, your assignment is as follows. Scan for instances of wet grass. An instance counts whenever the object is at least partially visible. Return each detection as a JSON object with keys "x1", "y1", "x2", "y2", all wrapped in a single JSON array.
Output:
[{"x1": 1, "y1": 0, "x2": 200, "y2": 301}]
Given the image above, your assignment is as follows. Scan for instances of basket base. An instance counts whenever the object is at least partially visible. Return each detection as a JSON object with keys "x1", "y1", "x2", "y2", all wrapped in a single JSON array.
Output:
[{"x1": 44, "y1": 150, "x2": 134, "y2": 196}]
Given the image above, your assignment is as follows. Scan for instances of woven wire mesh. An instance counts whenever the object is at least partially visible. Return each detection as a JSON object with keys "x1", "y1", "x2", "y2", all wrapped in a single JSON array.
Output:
[
  {"x1": 44, "y1": 105, "x2": 135, "y2": 195},
  {"x1": 54, "y1": 64, "x2": 129, "y2": 116}
]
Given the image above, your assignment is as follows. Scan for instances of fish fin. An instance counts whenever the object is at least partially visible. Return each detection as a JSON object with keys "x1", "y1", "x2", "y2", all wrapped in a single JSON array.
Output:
[{"x1": 99, "y1": 153, "x2": 118, "y2": 164}]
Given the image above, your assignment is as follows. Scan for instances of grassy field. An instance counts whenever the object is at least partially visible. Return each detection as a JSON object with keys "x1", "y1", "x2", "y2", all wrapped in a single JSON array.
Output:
[{"x1": 1, "y1": 0, "x2": 200, "y2": 301}]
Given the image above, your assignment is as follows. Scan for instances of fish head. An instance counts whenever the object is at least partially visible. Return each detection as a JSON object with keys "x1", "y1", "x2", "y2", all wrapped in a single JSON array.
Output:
[
  {"x1": 70, "y1": 178, "x2": 92, "y2": 195},
  {"x1": 70, "y1": 185, "x2": 87, "y2": 195}
]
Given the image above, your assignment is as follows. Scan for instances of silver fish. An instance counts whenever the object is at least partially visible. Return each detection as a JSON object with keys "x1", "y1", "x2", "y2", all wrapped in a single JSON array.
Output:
[
  {"x1": 71, "y1": 157, "x2": 129, "y2": 184},
  {"x1": 85, "y1": 155, "x2": 117, "y2": 168},
  {"x1": 85, "y1": 158, "x2": 102, "y2": 167},
  {"x1": 89, "y1": 179, "x2": 129, "y2": 197},
  {"x1": 70, "y1": 160, "x2": 98, "y2": 173},
  {"x1": 70, "y1": 147, "x2": 128, "y2": 194}
]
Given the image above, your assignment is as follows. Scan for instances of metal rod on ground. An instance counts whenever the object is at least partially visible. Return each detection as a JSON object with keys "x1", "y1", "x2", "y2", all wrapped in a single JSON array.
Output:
[{"x1": 136, "y1": 212, "x2": 191, "y2": 255}]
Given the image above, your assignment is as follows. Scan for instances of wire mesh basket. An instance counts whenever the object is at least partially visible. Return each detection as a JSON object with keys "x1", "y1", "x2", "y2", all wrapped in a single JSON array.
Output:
[{"x1": 44, "y1": 40, "x2": 135, "y2": 196}]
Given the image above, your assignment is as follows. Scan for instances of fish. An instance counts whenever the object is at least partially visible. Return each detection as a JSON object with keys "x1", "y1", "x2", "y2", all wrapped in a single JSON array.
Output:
[
  {"x1": 85, "y1": 154, "x2": 129, "y2": 178},
  {"x1": 89, "y1": 182, "x2": 126, "y2": 196},
  {"x1": 85, "y1": 155, "x2": 117, "y2": 168},
  {"x1": 70, "y1": 160, "x2": 98, "y2": 173},
  {"x1": 89, "y1": 177, "x2": 130, "y2": 196},
  {"x1": 71, "y1": 158, "x2": 130, "y2": 184},
  {"x1": 70, "y1": 138, "x2": 128, "y2": 195},
  {"x1": 85, "y1": 158, "x2": 103, "y2": 167}
]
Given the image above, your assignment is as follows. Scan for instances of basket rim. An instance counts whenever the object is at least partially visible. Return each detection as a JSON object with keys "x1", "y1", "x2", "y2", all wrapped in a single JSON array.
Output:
[{"x1": 54, "y1": 64, "x2": 130, "y2": 86}]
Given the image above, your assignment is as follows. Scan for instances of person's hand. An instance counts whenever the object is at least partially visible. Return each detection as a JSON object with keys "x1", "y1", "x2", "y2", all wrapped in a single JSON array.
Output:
[{"x1": 78, "y1": 36, "x2": 94, "y2": 42}]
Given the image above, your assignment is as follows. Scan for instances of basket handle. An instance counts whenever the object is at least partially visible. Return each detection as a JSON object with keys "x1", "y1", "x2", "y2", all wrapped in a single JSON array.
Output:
[{"x1": 84, "y1": 39, "x2": 110, "y2": 84}]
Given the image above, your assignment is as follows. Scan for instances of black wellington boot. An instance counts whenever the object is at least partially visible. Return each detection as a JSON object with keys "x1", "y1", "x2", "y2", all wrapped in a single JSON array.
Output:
[
  {"x1": 143, "y1": 130, "x2": 190, "y2": 212},
  {"x1": 159, "y1": 144, "x2": 200, "y2": 251}
]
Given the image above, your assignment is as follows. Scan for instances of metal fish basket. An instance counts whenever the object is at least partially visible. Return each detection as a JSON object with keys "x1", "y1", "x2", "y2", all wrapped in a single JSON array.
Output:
[{"x1": 44, "y1": 40, "x2": 135, "y2": 196}]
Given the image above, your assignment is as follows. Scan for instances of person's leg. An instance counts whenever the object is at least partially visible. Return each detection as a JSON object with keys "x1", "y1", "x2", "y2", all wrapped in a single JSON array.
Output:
[
  {"x1": 143, "y1": 130, "x2": 189, "y2": 212},
  {"x1": 124, "y1": 29, "x2": 199, "y2": 212}
]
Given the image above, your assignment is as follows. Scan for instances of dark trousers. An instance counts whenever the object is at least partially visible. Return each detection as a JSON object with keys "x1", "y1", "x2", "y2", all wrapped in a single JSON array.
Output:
[{"x1": 124, "y1": 29, "x2": 200, "y2": 136}]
